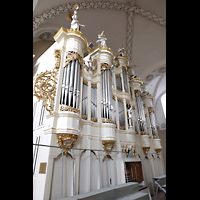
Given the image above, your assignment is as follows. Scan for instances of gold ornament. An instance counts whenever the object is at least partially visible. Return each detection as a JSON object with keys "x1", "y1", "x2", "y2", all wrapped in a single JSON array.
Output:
[{"x1": 33, "y1": 49, "x2": 61, "y2": 114}]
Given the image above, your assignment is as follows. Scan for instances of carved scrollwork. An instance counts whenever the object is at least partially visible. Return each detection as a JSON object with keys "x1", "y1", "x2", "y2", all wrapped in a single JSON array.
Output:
[{"x1": 33, "y1": 49, "x2": 61, "y2": 114}]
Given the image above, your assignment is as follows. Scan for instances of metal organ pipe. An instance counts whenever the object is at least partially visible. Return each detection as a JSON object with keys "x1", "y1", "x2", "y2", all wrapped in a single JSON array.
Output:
[
  {"x1": 103, "y1": 71, "x2": 106, "y2": 118},
  {"x1": 73, "y1": 60, "x2": 78, "y2": 108},
  {"x1": 108, "y1": 70, "x2": 112, "y2": 120},
  {"x1": 94, "y1": 87, "x2": 96, "y2": 117},
  {"x1": 104, "y1": 70, "x2": 108, "y2": 118},
  {"x1": 76, "y1": 62, "x2": 80, "y2": 109},
  {"x1": 68, "y1": 60, "x2": 75, "y2": 107},
  {"x1": 100, "y1": 74, "x2": 103, "y2": 117},
  {"x1": 64, "y1": 61, "x2": 71, "y2": 105},
  {"x1": 107, "y1": 70, "x2": 110, "y2": 119},
  {"x1": 60, "y1": 65, "x2": 67, "y2": 104}
]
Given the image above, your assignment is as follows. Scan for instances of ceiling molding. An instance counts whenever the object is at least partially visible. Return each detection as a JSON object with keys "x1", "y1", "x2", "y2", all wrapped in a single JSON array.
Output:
[{"x1": 33, "y1": 0, "x2": 166, "y2": 64}]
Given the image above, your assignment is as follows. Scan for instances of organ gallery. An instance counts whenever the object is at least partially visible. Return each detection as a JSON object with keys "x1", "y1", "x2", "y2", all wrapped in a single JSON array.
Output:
[{"x1": 33, "y1": 5, "x2": 165, "y2": 200}]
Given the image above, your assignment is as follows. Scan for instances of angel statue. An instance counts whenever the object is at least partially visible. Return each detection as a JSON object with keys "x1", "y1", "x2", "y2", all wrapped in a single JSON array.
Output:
[{"x1": 96, "y1": 31, "x2": 107, "y2": 47}]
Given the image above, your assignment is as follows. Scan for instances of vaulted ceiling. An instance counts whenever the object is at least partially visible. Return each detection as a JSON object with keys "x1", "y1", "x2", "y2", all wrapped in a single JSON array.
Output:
[{"x1": 33, "y1": 0, "x2": 166, "y2": 130}]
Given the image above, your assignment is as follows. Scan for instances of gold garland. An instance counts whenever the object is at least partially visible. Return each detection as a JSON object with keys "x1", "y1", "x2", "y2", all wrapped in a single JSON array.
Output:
[{"x1": 33, "y1": 49, "x2": 61, "y2": 114}]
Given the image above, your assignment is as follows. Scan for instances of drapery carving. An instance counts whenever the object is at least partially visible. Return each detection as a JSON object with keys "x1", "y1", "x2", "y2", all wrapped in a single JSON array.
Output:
[{"x1": 33, "y1": 49, "x2": 61, "y2": 114}]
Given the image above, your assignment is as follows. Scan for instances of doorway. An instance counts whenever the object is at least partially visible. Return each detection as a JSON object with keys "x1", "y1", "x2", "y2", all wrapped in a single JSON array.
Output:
[{"x1": 125, "y1": 162, "x2": 144, "y2": 183}]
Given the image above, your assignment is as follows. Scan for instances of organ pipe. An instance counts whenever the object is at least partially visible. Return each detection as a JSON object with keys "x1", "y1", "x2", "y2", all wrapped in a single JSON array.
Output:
[
  {"x1": 76, "y1": 62, "x2": 80, "y2": 109},
  {"x1": 60, "y1": 59, "x2": 81, "y2": 109},
  {"x1": 100, "y1": 74, "x2": 103, "y2": 117},
  {"x1": 64, "y1": 61, "x2": 71, "y2": 105},
  {"x1": 60, "y1": 64, "x2": 67, "y2": 104},
  {"x1": 101, "y1": 68, "x2": 113, "y2": 120},
  {"x1": 73, "y1": 60, "x2": 78, "y2": 108},
  {"x1": 68, "y1": 60, "x2": 75, "y2": 107}
]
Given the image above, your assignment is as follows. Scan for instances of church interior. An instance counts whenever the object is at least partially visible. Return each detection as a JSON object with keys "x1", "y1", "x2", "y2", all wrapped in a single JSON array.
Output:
[{"x1": 33, "y1": 0, "x2": 166, "y2": 199}]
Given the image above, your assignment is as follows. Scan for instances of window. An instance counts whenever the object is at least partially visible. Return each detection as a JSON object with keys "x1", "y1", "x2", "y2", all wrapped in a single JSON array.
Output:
[
  {"x1": 161, "y1": 93, "x2": 166, "y2": 118},
  {"x1": 38, "y1": 103, "x2": 45, "y2": 126}
]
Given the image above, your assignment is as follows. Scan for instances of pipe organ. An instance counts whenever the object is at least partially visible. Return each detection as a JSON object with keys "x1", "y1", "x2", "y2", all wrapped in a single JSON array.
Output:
[{"x1": 33, "y1": 5, "x2": 164, "y2": 199}]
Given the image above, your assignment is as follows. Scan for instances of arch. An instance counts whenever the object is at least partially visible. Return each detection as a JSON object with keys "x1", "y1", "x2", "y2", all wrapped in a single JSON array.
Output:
[
  {"x1": 102, "y1": 154, "x2": 115, "y2": 188},
  {"x1": 50, "y1": 152, "x2": 73, "y2": 200},
  {"x1": 90, "y1": 151, "x2": 100, "y2": 191},
  {"x1": 79, "y1": 150, "x2": 90, "y2": 194}
]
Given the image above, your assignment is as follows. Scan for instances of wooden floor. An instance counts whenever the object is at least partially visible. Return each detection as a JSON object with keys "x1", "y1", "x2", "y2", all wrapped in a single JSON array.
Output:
[{"x1": 151, "y1": 191, "x2": 166, "y2": 200}]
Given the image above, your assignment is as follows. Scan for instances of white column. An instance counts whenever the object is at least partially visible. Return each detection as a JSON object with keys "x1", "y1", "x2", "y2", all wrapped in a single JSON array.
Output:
[
  {"x1": 120, "y1": 72, "x2": 125, "y2": 93},
  {"x1": 132, "y1": 88, "x2": 140, "y2": 134},
  {"x1": 145, "y1": 106, "x2": 153, "y2": 137},
  {"x1": 54, "y1": 46, "x2": 66, "y2": 112},
  {"x1": 87, "y1": 80, "x2": 91, "y2": 121},
  {"x1": 79, "y1": 76, "x2": 83, "y2": 114},
  {"x1": 123, "y1": 98, "x2": 128, "y2": 130},
  {"x1": 115, "y1": 97, "x2": 120, "y2": 129},
  {"x1": 97, "y1": 81, "x2": 101, "y2": 123}
]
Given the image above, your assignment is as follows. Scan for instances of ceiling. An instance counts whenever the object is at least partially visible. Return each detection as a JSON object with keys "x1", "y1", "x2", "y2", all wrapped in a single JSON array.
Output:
[{"x1": 33, "y1": 0, "x2": 166, "y2": 130}]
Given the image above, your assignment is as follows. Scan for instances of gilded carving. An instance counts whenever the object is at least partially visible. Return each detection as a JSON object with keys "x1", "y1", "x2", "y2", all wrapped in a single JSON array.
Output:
[
  {"x1": 102, "y1": 140, "x2": 116, "y2": 154},
  {"x1": 88, "y1": 56, "x2": 98, "y2": 75},
  {"x1": 155, "y1": 148, "x2": 162, "y2": 158},
  {"x1": 65, "y1": 51, "x2": 83, "y2": 67},
  {"x1": 56, "y1": 133, "x2": 78, "y2": 153},
  {"x1": 82, "y1": 114, "x2": 88, "y2": 120},
  {"x1": 148, "y1": 107, "x2": 154, "y2": 114},
  {"x1": 143, "y1": 147, "x2": 150, "y2": 158},
  {"x1": 140, "y1": 131, "x2": 148, "y2": 135},
  {"x1": 101, "y1": 63, "x2": 111, "y2": 73},
  {"x1": 60, "y1": 105, "x2": 80, "y2": 114},
  {"x1": 33, "y1": 49, "x2": 61, "y2": 114},
  {"x1": 91, "y1": 117, "x2": 97, "y2": 122},
  {"x1": 102, "y1": 118, "x2": 115, "y2": 124}
]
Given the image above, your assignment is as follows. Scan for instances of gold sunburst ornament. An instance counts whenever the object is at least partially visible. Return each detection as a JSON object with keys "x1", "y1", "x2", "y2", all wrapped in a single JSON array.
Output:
[{"x1": 75, "y1": 4, "x2": 79, "y2": 10}]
